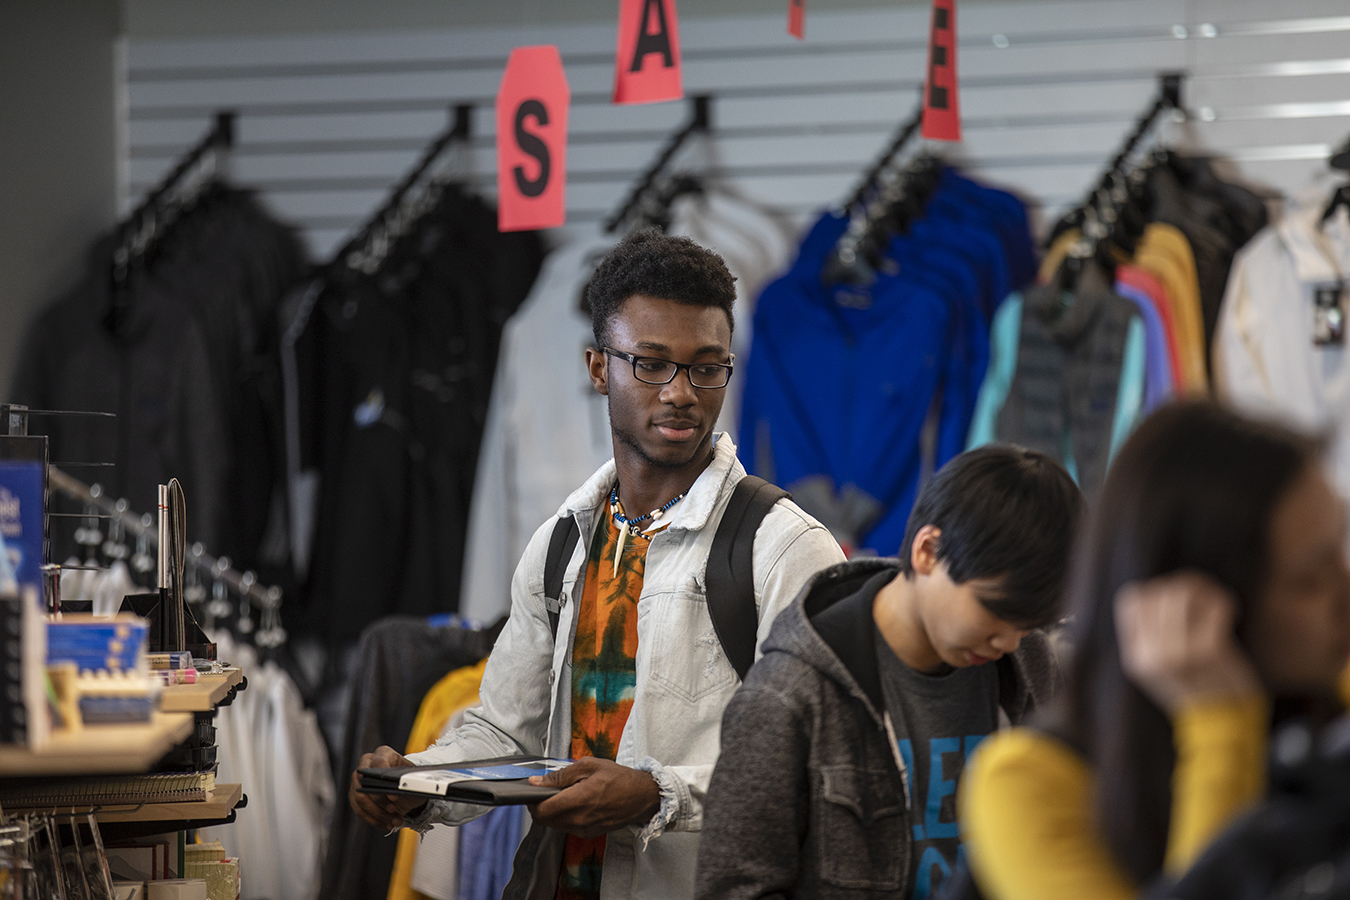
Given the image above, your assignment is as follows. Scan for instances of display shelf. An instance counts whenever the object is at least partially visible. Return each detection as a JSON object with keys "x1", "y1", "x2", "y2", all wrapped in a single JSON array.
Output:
[
  {"x1": 1, "y1": 783, "x2": 243, "y2": 825},
  {"x1": 0, "y1": 713, "x2": 193, "y2": 777},
  {"x1": 159, "y1": 667, "x2": 244, "y2": 713}
]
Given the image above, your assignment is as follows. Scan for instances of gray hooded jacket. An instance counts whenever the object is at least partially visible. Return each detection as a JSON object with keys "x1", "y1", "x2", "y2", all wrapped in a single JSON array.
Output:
[{"x1": 694, "y1": 558, "x2": 1059, "y2": 900}]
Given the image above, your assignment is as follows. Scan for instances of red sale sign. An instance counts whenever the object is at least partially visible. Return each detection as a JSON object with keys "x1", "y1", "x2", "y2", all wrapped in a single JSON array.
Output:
[
  {"x1": 921, "y1": 0, "x2": 961, "y2": 142},
  {"x1": 496, "y1": 45, "x2": 570, "y2": 232},
  {"x1": 613, "y1": 0, "x2": 683, "y2": 105},
  {"x1": 788, "y1": 0, "x2": 805, "y2": 39}
]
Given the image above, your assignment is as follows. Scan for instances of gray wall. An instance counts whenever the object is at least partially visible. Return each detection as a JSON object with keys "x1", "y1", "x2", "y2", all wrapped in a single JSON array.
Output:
[
  {"x1": 0, "y1": 0, "x2": 120, "y2": 401},
  {"x1": 122, "y1": 0, "x2": 932, "y2": 37}
]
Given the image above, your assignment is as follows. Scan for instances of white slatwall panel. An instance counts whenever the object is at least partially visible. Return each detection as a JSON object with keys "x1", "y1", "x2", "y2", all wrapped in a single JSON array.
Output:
[{"x1": 124, "y1": 0, "x2": 1350, "y2": 259}]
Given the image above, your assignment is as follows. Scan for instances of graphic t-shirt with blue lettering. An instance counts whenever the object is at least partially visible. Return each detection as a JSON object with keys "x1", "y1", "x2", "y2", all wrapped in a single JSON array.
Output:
[{"x1": 875, "y1": 628, "x2": 999, "y2": 900}]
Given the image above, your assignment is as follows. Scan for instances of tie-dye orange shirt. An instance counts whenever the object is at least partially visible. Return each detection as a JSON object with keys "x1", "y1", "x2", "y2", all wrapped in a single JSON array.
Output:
[{"x1": 555, "y1": 510, "x2": 660, "y2": 900}]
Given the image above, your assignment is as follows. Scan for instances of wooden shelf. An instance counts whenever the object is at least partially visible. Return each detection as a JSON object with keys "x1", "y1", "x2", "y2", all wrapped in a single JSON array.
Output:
[
  {"x1": 4, "y1": 783, "x2": 244, "y2": 825},
  {"x1": 159, "y1": 667, "x2": 244, "y2": 713},
  {"x1": 0, "y1": 713, "x2": 193, "y2": 777}
]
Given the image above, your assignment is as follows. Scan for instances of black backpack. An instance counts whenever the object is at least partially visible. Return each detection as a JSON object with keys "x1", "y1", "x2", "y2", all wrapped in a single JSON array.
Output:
[{"x1": 541, "y1": 475, "x2": 787, "y2": 681}]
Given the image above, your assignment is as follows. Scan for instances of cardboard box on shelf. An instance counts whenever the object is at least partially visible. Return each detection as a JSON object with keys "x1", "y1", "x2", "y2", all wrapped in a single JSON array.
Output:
[{"x1": 146, "y1": 879, "x2": 207, "y2": 900}]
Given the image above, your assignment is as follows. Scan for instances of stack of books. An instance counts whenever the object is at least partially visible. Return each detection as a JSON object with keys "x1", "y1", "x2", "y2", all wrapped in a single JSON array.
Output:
[
  {"x1": 0, "y1": 771, "x2": 216, "y2": 809},
  {"x1": 184, "y1": 840, "x2": 239, "y2": 900}
]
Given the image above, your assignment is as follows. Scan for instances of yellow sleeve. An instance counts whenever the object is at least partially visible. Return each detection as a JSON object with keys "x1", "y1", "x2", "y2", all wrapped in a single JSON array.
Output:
[
  {"x1": 388, "y1": 658, "x2": 490, "y2": 900},
  {"x1": 961, "y1": 729, "x2": 1137, "y2": 900},
  {"x1": 1164, "y1": 696, "x2": 1268, "y2": 874},
  {"x1": 962, "y1": 700, "x2": 1268, "y2": 900}
]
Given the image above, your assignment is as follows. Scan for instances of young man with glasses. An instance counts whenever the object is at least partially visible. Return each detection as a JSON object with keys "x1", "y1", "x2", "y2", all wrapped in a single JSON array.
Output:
[{"x1": 349, "y1": 228, "x2": 843, "y2": 900}]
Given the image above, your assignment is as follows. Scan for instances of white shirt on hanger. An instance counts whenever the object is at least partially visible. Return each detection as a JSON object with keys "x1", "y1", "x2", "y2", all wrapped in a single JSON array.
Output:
[{"x1": 1214, "y1": 202, "x2": 1350, "y2": 500}]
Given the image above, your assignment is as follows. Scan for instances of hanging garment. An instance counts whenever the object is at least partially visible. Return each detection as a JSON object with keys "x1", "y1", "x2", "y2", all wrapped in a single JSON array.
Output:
[
  {"x1": 299, "y1": 185, "x2": 544, "y2": 644},
  {"x1": 1117, "y1": 263, "x2": 1184, "y2": 389},
  {"x1": 11, "y1": 188, "x2": 308, "y2": 559},
  {"x1": 459, "y1": 192, "x2": 793, "y2": 625},
  {"x1": 739, "y1": 167, "x2": 1034, "y2": 555},
  {"x1": 1214, "y1": 203, "x2": 1350, "y2": 500},
  {"x1": 967, "y1": 262, "x2": 1145, "y2": 495},
  {"x1": 1113, "y1": 277, "x2": 1176, "y2": 411},
  {"x1": 1134, "y1": 222, "x2": 1208, "y2": 394},
  {"x1": 455, "y1": 806, "x2": 525, "y2": 900},
  {"x1": 388, "y1": 657, "x2": 488, "y2": 900},
  {"x1": 201, "y1": 630, "x2": 334, "y2": 900},
  {"x1": 457, "y1": 228, "x2": 616, "y2": 625},
  {"x1": 319, "y1": 617, "x2": 494, "y2": 900},
  {"x1": 1146, "y1": 154, "x2": 1270, "y2": 355}
]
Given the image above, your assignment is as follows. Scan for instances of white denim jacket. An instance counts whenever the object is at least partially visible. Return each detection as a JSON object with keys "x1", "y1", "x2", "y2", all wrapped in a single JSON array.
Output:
[{"x1": 406, "y1": 435, "x2": 844, "y2": 900}]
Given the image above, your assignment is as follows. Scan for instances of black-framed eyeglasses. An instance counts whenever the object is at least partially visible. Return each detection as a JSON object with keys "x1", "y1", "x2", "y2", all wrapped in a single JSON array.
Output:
[{"x1": 602, "y1": 348, "x2": 734, "y2": 389}]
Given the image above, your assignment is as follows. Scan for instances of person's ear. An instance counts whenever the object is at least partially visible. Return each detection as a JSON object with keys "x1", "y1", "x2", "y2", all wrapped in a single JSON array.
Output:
[
  {"x1": 585, "y1": 346, "x2": 609, "y2": 396},
  {"x1": 910, "y1": 525, "x2": 942, "y2": 577}
]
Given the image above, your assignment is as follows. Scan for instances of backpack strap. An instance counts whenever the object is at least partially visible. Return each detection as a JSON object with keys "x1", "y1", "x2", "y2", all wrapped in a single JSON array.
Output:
[
  {"x1": 705, "y1": 475, "x2": 789, "y2": 681},
  {"x1": 543, "y1": 516, "x2": 581, "y2": 640}
]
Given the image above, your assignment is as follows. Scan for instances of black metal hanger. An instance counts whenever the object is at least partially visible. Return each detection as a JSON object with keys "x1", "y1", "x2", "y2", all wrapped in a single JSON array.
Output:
[
  {"x1": 820, "y1": 95, "x2": 928, "y2": 287},
  {"x1": 1330, "y1": 135, "x2": 1350, "y2": 172},
  {"x1": 332, "y1": 102, "x2": 475, "y2": 274},
  {"x1": 1051, "y1": 73, "x2": 1183, "y2": 247},
  {"x1": 605, "y1": 95, "x2": 713, "y2": 234},
  {"x1": 1322, "y1": 185, "x2": 1350, "y2": 228},
  {"x1": 839, "y1": 97, "x2": 925, "y2": 217},
  {"x1": 107, "y1": 111, "x2": 236, "y2": 332}
]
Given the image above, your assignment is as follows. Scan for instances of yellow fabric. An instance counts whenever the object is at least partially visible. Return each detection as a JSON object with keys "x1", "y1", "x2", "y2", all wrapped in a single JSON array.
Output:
[
  {"x1": 961, "y1": 696, "x2": 1268, "y2": 900},
  {"x1": 1039, "y1": 230, "x2": 1081, "y2": 284},
  {"x1": 1133, "y1": 224, "x2": 1207, "y2": 394},
  {"x1": 387, "y1": 657, "x2": 491, "y2": 900}
]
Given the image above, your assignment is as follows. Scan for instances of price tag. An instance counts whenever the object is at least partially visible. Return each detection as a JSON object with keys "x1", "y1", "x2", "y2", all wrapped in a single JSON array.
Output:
[{"x1": 1313, "y1": 283, "x2": 1345, "y2": 347}]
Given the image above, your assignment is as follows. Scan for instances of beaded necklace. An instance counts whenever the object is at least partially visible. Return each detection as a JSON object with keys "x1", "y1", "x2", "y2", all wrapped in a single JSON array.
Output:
[{"x1": 608, "y1": 484, "x2": 686, "y2": 576}]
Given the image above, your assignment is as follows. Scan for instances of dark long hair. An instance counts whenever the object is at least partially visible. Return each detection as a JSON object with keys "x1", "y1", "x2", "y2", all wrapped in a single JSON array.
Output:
[{"x1": 1051, "y1": 402, "x2": 1321, "y2": 883}]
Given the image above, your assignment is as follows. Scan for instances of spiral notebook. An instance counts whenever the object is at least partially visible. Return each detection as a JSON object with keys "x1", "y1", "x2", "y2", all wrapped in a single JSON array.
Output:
[{"x1": 0, "y1": 771, "x2": 216, "y2": 808}]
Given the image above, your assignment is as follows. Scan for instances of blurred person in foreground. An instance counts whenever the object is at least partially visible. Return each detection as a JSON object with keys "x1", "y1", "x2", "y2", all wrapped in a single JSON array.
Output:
[{"x1": 960, "y1": 402, "x2": 1350, "y2": 900}]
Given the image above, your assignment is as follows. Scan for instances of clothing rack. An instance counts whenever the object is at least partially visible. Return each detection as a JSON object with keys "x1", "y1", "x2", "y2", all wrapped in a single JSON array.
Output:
[
  {"x1": 336, "y1": 103, "x2": 474, "y2": 274},
  {"x1": 109, "y1": 112, "x2": 236, "y2": 328},
  {"x1": 825, "y1": 153, "x2": 944, "y2": 286},
  {"x1": 47, "y1": 465, "x2": 283, "y2": 634},
  {"x1": 820, "y1": 98, "x2": 929, "y2": 285},
  {"x1": 1055, "y1": 72, "x2": 1184, "y2": 244},
  {"x1": 840, "y1": 97, "x2": 926, "y2": 215},
  {"x1": 1330, "y1": 134, "x2": 1350, "y2": 172},
  {"x1": 604, "y1": 94, "x2": 713, "y2": 234}
]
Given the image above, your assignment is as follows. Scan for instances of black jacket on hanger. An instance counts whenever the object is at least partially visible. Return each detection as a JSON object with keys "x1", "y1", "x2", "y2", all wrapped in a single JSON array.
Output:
[{"x1": 299, "y1": 184, "x2": 544, "y2": 644}]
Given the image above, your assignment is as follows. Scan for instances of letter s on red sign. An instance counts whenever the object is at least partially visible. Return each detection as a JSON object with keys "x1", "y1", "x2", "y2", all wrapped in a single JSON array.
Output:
[{"x1": 496, "y1": 46, "x2": 570, "y2": 232}]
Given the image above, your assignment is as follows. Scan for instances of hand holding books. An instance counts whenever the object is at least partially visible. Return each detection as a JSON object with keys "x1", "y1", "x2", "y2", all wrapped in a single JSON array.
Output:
[
  {"x1": 350, "y1": 745, "x2": 424, "y2": 831},
  {"x1": 525, "y1": 757, "x2": 661, "y2": 840}
]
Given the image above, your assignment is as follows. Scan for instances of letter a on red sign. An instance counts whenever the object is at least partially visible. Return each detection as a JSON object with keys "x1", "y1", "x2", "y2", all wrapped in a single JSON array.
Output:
[
  {"x1": 788, "y1": 0, "x2": 805, "y2": 40},
  {"x1": 496, "y1": 45, "x2": 570, "y2": 232},
  {"x1": 921, "y1": 0, "x2": 961, "y2": 142},
  {"x1": 613, "y1": 0, "x2": 683, "y2": 105}
]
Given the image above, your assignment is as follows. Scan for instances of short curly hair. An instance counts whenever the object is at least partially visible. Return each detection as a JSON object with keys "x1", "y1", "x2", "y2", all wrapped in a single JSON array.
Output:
[{"x1": 586, "y1": 228, "x2": 737, "y2": 349}]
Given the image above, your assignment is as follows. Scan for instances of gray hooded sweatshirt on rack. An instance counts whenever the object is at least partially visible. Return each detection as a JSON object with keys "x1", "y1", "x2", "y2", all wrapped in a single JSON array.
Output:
[{"x1": 694, "y1": 558, "x2": 1060, "y2": 900}]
